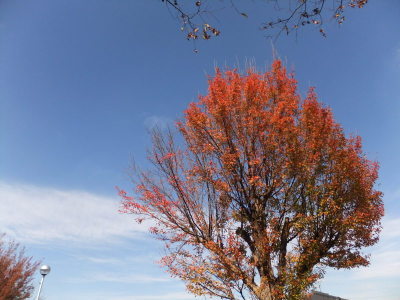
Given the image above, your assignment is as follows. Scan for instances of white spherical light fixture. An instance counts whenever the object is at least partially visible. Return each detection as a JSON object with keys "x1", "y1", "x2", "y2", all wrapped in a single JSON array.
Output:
[{"x1": 40, "y1": 265, "x2": 51, "y2": 276}]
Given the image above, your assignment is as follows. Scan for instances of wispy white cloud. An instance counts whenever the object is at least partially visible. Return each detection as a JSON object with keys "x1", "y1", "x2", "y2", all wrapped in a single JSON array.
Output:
[
  {"x1": 109, "y1": 292, "x2": 196, "y2": 300},
  {"x1": 74, "y1": 253, "x2": 157, "y2": 265},
  {"x1": 318, "y1": 215, "x2": 400, "y2": 300},
  {"x1": 70, "y1": 272, "x2": 171, "y2": 284},
  {"x1": 75, "y1": 255, "x2": 123, "y2": 264},
  {"x1": 381, "y1": 217, "x2": 400, "y2": 239},
  {"x1": 350, "y1": 250, "x2": 400, "y2": 280},
  {"x1": 65, "y1": 291, "x2": 196, "y2": 300},
  {"x1": 348, "y1": 216, "x2": 400, "y2": 281},
  {"x1": 0, "y1": 181, "x2": 147, "y2": 245}
]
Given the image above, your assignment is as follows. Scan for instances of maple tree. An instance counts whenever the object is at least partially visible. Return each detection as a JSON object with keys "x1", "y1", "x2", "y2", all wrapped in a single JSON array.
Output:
[
  {"x1": 120, "y1": 60, "x2": 383, "y2": 299},
  {"x1": 0, "y1": 234, "x2": 40, "y2": 300},
  {"x1": 161, "y1": 0, "x2": 369, "y2": 42}
]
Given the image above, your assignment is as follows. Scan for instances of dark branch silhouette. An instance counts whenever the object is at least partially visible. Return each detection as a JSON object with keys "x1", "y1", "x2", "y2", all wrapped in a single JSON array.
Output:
[{"x1": 161, "y1": 0, "x2": 368, "y2": 42}]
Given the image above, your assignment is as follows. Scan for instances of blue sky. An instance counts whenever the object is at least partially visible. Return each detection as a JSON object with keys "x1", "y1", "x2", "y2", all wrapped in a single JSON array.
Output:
[{"x1": 0, "y1": 0, "x2": 399, "y2": 299}]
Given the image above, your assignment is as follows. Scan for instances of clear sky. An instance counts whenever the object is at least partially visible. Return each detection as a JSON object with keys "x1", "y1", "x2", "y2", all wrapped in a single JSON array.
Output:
[{"x1": 0, "y1": 1, "x2": 399, "y2": 299}]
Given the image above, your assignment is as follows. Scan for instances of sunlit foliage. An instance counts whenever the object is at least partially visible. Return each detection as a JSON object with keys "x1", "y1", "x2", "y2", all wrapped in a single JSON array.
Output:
[
  {"x1": 120, "y1": 60, "x2": 383, "y2": 299},
  {"x1": 0, "y1": 235, "x2": 40, "y2": 300}
]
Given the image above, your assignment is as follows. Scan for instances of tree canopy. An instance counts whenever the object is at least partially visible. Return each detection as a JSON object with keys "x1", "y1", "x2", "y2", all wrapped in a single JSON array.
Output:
[
  {"x1": 120, "y1": 60, "x2": 383, "y2": 299},
  {"x1": 0, "y1": 235, "x2": 40, "y2": 300}
]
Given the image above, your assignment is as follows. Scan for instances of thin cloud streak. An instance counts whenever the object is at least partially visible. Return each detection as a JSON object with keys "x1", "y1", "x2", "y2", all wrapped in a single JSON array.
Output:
[
  {"x1": 348, "y1": 216, "x2": 400, "y2": 280},
  {"x1": 109, "y1": 292, "x2": 196, "y2": 300},
  {"x1": 69, "y1": 272, "x2": 171, "y2": 284},
  {"x1": 75, "y1": 253, "x2": 157, "y2": 265},
  {"x1": 319, "y1": 215, "x2": 400, "y2": 300},
  {"x1": 0, "y1": 181, "x2": 147, "y2": 245},
  {"x1": 55, "y1": 292, "x2": 195, "y2": 300}
]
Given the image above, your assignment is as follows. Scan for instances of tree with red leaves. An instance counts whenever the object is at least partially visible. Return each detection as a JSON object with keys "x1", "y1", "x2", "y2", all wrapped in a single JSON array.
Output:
[
  {"x1": 120, "y1": 60, "x2": 383, "y2": 299},
  {"x1": 0, "y1": 234, "x2": 40, "y2": 300}
]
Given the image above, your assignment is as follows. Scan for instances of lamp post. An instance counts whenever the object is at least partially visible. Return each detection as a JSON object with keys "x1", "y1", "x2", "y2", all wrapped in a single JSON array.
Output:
[{"x1": 35, "y1": 265, "x2": 51, "y2": 300}]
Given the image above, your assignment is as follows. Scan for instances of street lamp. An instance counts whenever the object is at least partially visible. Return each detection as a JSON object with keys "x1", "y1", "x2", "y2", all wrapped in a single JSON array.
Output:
[{"x1": 35, "y1": 265, "x2": 51, "y2": 300}]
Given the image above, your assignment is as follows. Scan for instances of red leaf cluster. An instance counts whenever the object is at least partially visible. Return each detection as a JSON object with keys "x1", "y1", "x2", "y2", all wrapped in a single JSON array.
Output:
[{"x1": 0, "y1": 235, "x2": 40, "y2": 300}]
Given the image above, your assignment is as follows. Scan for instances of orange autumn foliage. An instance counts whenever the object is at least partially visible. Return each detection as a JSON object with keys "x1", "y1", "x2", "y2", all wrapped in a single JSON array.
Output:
[
  {"x1": 0, "y1": 235, "x2": 40, "y2": 300},
  {"x1": 120, "y1": 60, "x2": 383, "y2": 300}
]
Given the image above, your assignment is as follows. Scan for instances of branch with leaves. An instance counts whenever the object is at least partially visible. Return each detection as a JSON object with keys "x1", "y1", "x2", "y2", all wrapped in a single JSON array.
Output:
[
  {"x1": 0, "y1": 234, "x2": 40, "y2": 300},
  {"x1": 161, "y1": 0, "x2": 369, "y2": 42}
]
